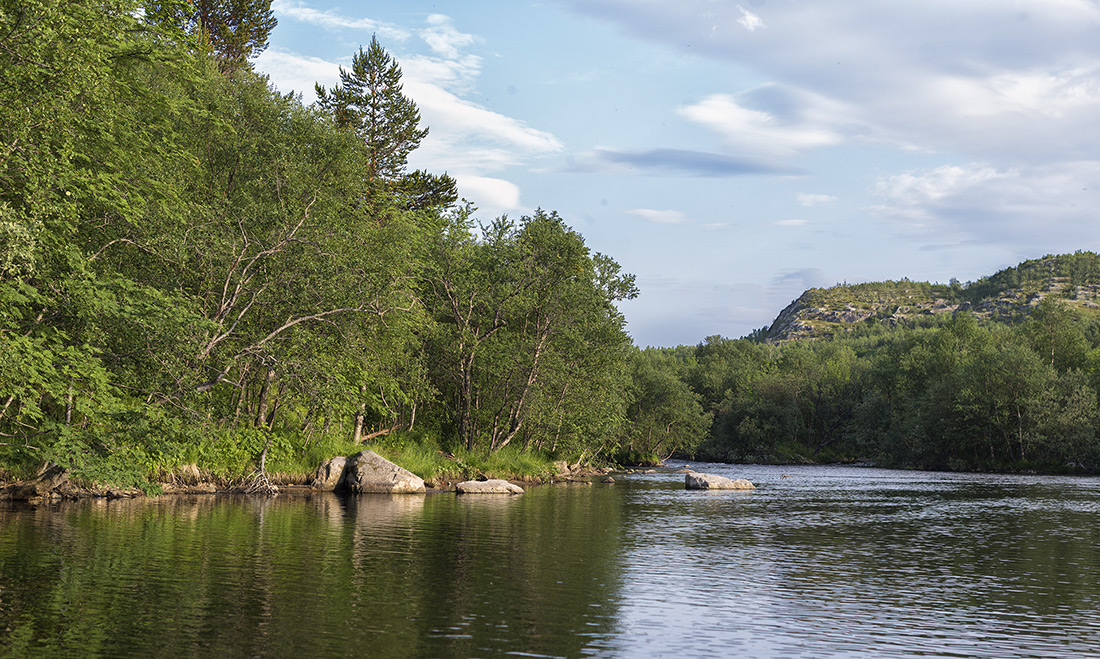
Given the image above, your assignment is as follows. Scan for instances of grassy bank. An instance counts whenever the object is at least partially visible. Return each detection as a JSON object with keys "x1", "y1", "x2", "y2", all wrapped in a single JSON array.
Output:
[{"x1": 1, "y1": 429, "x2": 563, "y2": 494}]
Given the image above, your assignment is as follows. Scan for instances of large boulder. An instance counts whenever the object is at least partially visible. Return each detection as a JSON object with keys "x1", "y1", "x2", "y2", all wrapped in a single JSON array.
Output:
[
  {"x1": 2, "y1": 462, "x2": 69, "y2": 501},
  {"x1": 309, "y1": 456, "x2": 348, "y2": 491},
  {"x1": 685, "y1": 472, "x2": 755, "y2": 491},
  {"x1": 455, "y1": 479, "x2": 524, "y2": 494},
  {"x1": 340, "y1": 450, "x2": 425, "y2": 494}
]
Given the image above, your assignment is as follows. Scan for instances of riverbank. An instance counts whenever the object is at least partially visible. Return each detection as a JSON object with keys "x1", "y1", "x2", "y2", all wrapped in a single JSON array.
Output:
[{"x1": 0, "y1": 455, "x2": 619, "y2": 504}]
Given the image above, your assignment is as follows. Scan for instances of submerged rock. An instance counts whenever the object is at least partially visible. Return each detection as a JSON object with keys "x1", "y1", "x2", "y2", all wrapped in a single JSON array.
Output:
[
  {"x1": 455, "y1": 479, "x2": 524, "y2": 494},
  {"x1": 341, "y1": 450, "x2": 425, "y2": 494},
  {"x1": 685, "y1": 472, "x2": 755, "y2": 491}
]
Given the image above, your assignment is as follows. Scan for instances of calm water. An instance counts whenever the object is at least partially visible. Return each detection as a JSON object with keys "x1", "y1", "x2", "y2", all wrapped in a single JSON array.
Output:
[{"x1": 2, "y1": 464, "x2": 1100, "y2": 658}]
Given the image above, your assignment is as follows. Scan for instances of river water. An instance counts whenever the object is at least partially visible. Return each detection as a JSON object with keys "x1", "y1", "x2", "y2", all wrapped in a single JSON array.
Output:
[{"x1": 2, "y1": 463, "x2": 1099, "y2": 658}]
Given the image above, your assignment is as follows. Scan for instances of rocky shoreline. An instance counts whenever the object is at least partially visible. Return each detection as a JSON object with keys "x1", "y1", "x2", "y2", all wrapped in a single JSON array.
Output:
[
  {"x1": 1, "y1": 453, "x2": 756, "y2": 505},
  {"x1": 0, "y1": 450, "x2": 620, "y2": 504}
]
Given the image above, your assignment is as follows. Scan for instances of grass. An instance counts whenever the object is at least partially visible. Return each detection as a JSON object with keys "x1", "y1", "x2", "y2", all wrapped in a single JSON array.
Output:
[
  {"x1": 1, "y1": 425, "x2": 563, "y2": 491},
  {"x1": 369, "y1": 437, "x2": 558, "y2": 484}
]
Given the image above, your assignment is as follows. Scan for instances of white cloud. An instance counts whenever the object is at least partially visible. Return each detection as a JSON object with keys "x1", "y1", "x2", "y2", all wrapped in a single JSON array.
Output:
[
  {"x1": 737, "y1": 6, "x2": 765, "y2": 32},
  {"x1": 271, "y1": 0, "x2": 408, "y2": 40},
  {"x1": 871, "y1": 161, "x2": 1100, "y2": 250},
  {"x1": 253, "y1": 48, "x2": 340, "y2": 101},
  {"x1": 628, "y1": 208, "x2": 690, "y2": 224},
  {"x1": 873, "y1": 164, "x2": 1012, "y2": 215},
  {"x1": 405, "y1": 80, "x2": 563, "y2": 172},
  {"x1": 558, "y1": 0, "x2": 1100, "y2": 163},
  {"x1": 454, "y1": 175, "x2": 523, "y2": 214},
  {"x1": 774, "y1": 219, "x2": 809, "y2": 227},
  {"x1": 403, "y1": 53, "x2": 484, "y2": 95},
  {"x1": 797, "y1": 193, "x2": 836, "y2": 207},
  {"x1": 678, "y1": 92, "x2": 846, "y2": 159},
  {"x1": 421, "y1": 14, "x2": 480, "y2": 59},
  {"x1": 986, "y1": 67, "x2": 1100, "y2": 121}
]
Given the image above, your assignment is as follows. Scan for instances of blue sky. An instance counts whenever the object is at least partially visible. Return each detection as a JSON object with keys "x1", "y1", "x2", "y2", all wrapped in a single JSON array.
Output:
[{"x1": 255, "y1": 0, "x2": 1100, "y2": 347}]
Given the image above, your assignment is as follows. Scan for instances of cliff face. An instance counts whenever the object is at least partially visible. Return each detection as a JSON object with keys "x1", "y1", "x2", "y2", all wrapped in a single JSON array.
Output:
[
  {"x1": 763, "y1": 285, "x2": 959, "y2": 342},
  {"x1": 761, "y1": 253, "x2": 1100, "y2": 342}
]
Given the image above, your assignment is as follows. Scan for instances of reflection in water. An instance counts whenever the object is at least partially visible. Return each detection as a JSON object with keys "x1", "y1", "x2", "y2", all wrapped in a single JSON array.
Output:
[
  {"x1": 0, "y1": 488, "x2": 622, "y2": 658},
  {"x1": 1, "y1": 467, "x2": 1100, "y2": 657}
]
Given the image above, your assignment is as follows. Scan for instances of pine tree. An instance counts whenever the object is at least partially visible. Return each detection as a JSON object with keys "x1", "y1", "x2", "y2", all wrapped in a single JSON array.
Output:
[
  {"x1": 315, "y1": 36, "x2": 428, "y2": 184},
  {"x1": 315, "y1": 36, "x2": 457, "y2": 208}
]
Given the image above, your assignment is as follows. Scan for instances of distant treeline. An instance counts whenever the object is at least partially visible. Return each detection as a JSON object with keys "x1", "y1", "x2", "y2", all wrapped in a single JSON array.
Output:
[{"x1": 646, "y1": 298, "x2": 1100, "y2": 472}]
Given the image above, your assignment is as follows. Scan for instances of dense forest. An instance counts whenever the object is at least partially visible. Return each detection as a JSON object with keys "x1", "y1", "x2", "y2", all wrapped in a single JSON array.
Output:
[
  {"x1": 4, "y1": 1, "x2": 1100, "y2": 491},
  {"x1": 0, "y1": 0, "x2": 649, "y2": 488},
  {"x1": 674, "y1": 282, "x2": 1100, "y2": 473}
]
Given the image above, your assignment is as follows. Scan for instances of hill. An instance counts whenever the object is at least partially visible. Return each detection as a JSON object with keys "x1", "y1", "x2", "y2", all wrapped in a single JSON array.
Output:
[{"x1": 762, "y1": 251, "x2": 1100, "y2": 342}]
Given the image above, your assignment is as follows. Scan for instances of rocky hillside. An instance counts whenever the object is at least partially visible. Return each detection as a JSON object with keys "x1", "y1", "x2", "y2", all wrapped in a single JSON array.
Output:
[{"x1": 762, "y1": 252, "x2": 1100, "y2": 342}]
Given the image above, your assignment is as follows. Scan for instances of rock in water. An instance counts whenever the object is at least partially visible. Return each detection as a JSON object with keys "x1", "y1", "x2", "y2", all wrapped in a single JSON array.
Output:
[
  {"x1": 455, "y1": 479, "x2": 524, "y2": 494},
  {"x1": 3, "y1": 462, "x2": 69, "y2": 501},
  {"x1": 341, "y1": 450, "x2": 425, "y2": 494},
  {"x1": 685, "y1": 472, "x2": 755, "y2": 491},
  {"x1": 309, "y1": 456, "x2": 348, "y2": 491}
]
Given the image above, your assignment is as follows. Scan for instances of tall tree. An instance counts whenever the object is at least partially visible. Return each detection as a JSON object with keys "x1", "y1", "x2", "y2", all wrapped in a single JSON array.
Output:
[
  {"x1": 315, "y1": 36, "x2": 426, "y2": 184},
  {"x1": 145, "y1": 0, "x2": 277, "y2": 68},
  {"x1": 315, "y1": 36, "x2": 456, "y2": 208},
  {"x1": 621, "y1": 349, "x2": 710, "y2": 463},
  {"x1": 422, "y1": 209, "x2": 636, "y2": 454}
]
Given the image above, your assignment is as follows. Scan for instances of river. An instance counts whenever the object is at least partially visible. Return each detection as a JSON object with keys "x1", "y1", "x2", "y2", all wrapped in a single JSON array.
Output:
[{"x1": 2, "y1": 463, "x2": 1099, "y2": 657}]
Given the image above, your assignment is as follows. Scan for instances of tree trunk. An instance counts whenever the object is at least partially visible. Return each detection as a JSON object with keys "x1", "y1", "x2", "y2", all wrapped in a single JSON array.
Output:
[
  {"x1": 65, "y1": 380, "x2": 73, "y2": 425},
  {"x1": 255, "y1": 366, "x2": 275, "y2": 429},
  {"x1": 352, "y1": 382, "x2": 368, "y2": 444},
  {"x1": 495, "y1": 330, "x2": 549, "y2": 451}
]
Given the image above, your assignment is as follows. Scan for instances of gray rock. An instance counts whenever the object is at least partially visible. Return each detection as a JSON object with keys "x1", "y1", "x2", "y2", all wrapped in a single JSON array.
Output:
[
  {"x1": 310, "y1": 455, "x2": 348, "y2": 491},
  {"x1": 341, "y1": 450, "x2": 425, "y2": 494},
  {"x1": 2, "y1": 462, "x2": 69, "y2": 501},
  {"x1": 455, "y1": 479, "x2": 524, "y2": 494},
  {"x1": 685, "y1": 472, "x2": 755, "y2": 491}
]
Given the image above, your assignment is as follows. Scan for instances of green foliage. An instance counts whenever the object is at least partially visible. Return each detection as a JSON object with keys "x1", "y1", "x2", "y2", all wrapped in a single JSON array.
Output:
[
  {"x1": 145, "y1": 0, "x2": 277, "y2": 67},
  {"x1": 614, "y1": 448, "x2": 662, "y2": 467},
  {"x1": 315, "y1": 35, "x2": 428, "y2": 184},
  {"x1": 11, "y1": 0, "x2": 1097, "y2": 490},
  {"x1": 422, "y1": 208, "x2": 636, "y2": 457},
  {"x1": 619, "y1": 349, "x2": 710, "y2": 460},
  {"x1": 365, "y1": 433, "x2": 556, "y2": 482},
  {"x1": 689, "y1": 302, "x2": 1100, "y2": 472},
  {"x1": 0, "y1": 4, "x2": 638, "y2": 487}
]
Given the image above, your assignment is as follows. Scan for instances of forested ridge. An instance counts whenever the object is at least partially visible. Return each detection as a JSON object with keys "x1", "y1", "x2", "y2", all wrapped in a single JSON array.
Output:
[
  {"x1": 4, "y1": 2, "x2": 1099, "y2": 492},
  {"x1": 671, "y1": 254, "x2": 1100, "y2": 472}
]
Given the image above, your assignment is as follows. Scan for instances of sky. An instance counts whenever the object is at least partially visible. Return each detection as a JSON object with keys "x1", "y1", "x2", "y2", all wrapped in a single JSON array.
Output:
[{"x1": 255, "y1": 0, "x2": 1100, "y2": 347}]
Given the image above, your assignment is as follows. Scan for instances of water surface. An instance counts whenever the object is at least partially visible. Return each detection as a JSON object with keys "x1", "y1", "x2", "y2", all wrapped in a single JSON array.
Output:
[{"x1": 2, "y1": 464, "x2": 1099, "y2": 657}]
